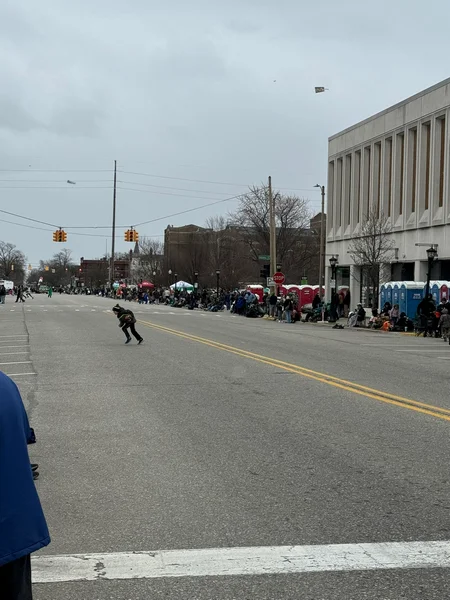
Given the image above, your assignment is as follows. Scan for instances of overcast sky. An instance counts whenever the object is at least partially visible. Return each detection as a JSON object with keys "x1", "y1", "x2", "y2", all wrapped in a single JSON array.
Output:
[{"x1": 1, "y1": 0, "x2": 450, "y2": 266}]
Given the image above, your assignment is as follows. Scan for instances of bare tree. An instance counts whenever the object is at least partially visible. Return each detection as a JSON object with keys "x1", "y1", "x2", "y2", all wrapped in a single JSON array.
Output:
[
  {"x1": 132, "y1": 238, "x2": 164, "y2": 283},
  {"x1": 348, "y1": 211, "x2": 395, "y2": 307},
  {"x1": 30, "y1": 250, "x2": 77, "y2": 287},
  {"x1": 227, "y1": 184, "x2": 315, "y2": 281},
  {"x1": 0, "y1": 241, "x2": 26, "y2": 283}
]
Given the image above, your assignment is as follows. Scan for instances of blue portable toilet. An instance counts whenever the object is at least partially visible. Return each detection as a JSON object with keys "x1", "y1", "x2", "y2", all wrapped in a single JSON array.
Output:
[
  {"x1": 379, "y1": 283, "x2": 387, "y2": 308},
  {"x1": 430, "y1": 281, "x2": 447, "y2": 305},
  {"x1": 392, "y1": 282, "x2": 400, "y2": 306},
  {"x1": 385, "y1": 282, "x2": 393, "y2": 306},
  {"x1": 400, "y1": 282, "x2": 425, "y2": 318}
]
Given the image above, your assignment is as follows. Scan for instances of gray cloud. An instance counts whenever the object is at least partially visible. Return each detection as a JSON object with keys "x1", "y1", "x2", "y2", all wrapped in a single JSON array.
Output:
[{"x1": 1, "y1": 0, "x2": 450, "y2": 265}]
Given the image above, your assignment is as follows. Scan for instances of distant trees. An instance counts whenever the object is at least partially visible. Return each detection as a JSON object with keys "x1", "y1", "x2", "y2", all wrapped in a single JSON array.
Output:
[
  {"x1": 0, "y1": 241, "x2": 26, "y2": 283},
  {"x1": 164, "y1": 184, "x2": 319, "y2": 288},
  {"x1": 28, "y1": 249, "x2": 77, "y2": 287},
  {"x1": 229, "y1": 184, "x2": 312, "y2": 267}
]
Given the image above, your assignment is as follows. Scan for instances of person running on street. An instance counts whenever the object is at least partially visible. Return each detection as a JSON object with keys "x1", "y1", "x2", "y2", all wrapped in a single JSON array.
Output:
[{"x1": 112, "y1": 304, "x2": 143, "y2": 344}]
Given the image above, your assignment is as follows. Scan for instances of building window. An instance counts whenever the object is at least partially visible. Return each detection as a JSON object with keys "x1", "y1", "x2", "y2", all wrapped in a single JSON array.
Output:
[
  {"x1": 374, "y1": 142, "x2": 382, "y2": 217},
  {"x1": 336, "y1": 157, "x2": 343, "y2": 228},
  {"x1": 363, "y1": 146, "x2": 371, "y2": 220},
  {"x1": 396, "y1": 132, "x2": 405, "y2": 216},
  {"x1": 327, "y1": 161, "x2": 334, "y2": 232},
  {"x1": 422, "y1": 122, "x2": 431, "y2": 211},
  {"x1": 385, "y1": 138, "x2": 393, "y2": 217},
  {"x1": 408, "y1": 128, "x2": 417, "y2": 213},
  {"x1": 345, "y1": 154, "x2": 352, "y2": 226},
  {"x1": 355, "y1": 150, "x2": 361, "y2": 223},
  {"x1": 438, "y1": 116, "x2": 446, "y2": 208}
]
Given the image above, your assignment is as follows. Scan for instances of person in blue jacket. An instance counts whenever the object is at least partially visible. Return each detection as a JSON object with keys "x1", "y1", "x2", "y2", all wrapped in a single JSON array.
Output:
[{"x1": 0, "y1": 372, "x2": 50, "y2": 599}]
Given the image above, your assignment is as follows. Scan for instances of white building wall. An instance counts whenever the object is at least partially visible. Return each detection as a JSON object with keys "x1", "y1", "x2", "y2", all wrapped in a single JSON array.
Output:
[{"x1": 327, "y1": 78, "x2": 450, "y2": 306}]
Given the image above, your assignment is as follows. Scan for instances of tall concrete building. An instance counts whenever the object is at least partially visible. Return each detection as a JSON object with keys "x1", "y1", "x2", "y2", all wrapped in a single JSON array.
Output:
[{"x1": 326, "y1": 78, "x2": 450, "y2": 305}]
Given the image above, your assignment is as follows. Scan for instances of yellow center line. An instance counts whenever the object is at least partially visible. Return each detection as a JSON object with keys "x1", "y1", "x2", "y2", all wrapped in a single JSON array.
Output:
[{"x1": 135, "y1": 318, "x2": 450, "y2": 423}]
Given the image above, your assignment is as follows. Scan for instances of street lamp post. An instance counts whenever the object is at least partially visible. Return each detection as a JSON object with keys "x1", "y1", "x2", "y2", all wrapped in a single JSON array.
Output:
[
  {"x1": 329, "y1": 256, "x2": 338, "y2": 322},
  {"x1": 168, "y1": 269, "x2": 172, "y2": 287},
  {"x1": 314, "y1": 185, "x2": 326, "y2": 300},
  {"x1": 174, "y1": 273, "x2": 178, "y2": 294},
  {"x1": 152, "y1": 270, "x2": 156, "y2": 287},
  {"x1": 425, "y1": 246, "x2": 438, "y2": 300},
  {"x1": 216, "y1": 269, "x2": 220, "y2": 297}
]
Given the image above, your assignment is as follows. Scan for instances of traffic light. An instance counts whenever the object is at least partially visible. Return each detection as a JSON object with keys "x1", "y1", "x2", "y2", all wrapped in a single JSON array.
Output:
[
  {"x1": 61, "y1": 230, "x2": 67, "y2": 242},
  {"x1": 53, "y1": 231, "x2": 58, "y2": 242},
  {"x1": 124, "y1": 229, "x2": 138, "y2": 242},
  {"x1": 28, "y1": 264, "x2": 32, "y2": 271}
]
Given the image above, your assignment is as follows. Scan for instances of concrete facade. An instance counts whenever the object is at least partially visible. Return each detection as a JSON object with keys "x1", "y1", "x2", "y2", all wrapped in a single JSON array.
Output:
[{"x1": 327, "y1": 78, "x2": 450, "y2": 306}]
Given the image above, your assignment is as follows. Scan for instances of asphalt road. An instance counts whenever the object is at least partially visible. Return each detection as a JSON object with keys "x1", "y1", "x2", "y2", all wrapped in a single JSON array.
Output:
[{"x1": 3, "y1": 293, "x2": 450, "y2": 599}]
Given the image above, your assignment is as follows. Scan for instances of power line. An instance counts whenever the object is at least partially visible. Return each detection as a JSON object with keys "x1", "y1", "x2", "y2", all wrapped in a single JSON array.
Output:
[
  {"x1": 0, "y1": 179, "x2": 112, "y2": 184},
  {"x1": 119, "y1": 170, "x2": 249, "y2": 187},
  {"x1": 117, "y1": 180, "x2": 233, "y2": 195},
  {"x1": 133, "y1": 193, "x2": 243, "y2": 227},
  {"x1": 0, "y1": 186, "x2": 112, "y2": 190},
  {"x1": 0, "y1": 169, "x2": 112, "y2": 173}
]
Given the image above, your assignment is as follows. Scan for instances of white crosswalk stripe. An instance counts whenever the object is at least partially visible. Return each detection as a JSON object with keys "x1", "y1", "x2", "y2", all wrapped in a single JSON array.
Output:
[{"x1": 32, "y1": 540, "x2": 450, "y2": 584}]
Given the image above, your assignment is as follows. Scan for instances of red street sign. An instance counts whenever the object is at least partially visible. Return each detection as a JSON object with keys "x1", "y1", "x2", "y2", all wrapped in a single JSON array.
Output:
[{"x1": 273, "y1": 272, "x2": 285, "y2": 285}]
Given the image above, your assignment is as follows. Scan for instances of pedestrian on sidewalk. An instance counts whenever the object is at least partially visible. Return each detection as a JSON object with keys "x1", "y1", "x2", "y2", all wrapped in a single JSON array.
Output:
[
  {"x1": 283, "y1": 296, "x2": 293, "y2": 323},
  {"x1": 0, "y1": 372, "x2": 50, "y2": 599},
  {"x1": 269, "y1": 292, "x2": 277, "y2": 318},
  {"x1": 439, "y1": 308, "x2": 450, "y2": 342},
  {"x1": 0, "y1": 283, "x2": 6, "y2": 305},
  {"x1": 112, "y1": 304, "x2": 143, "y2": 344}
]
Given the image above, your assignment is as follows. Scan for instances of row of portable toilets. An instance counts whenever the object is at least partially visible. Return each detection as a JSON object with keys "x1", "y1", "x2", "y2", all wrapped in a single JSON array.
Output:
[
  {"x1": 380, "y1": 281, "x2": 450, "y2": 319},
  {"x1": 247, "y1": 285, "x2": 349, "y2": 310}
]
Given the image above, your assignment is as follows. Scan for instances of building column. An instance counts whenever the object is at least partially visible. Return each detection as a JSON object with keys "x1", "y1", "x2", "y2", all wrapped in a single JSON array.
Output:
[{"x1": 414, "y1": 260, "x2": 427, "y2": 282}]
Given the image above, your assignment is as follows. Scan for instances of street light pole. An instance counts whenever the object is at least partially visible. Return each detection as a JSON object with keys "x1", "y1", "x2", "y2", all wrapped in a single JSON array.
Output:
[
  {"x1": 314, "y1": 185, "x2": 326, "y2": 300},
  {"x1": 268, "y1": 176, "x2": 277, "y2": 296},
  {"x1": 216, "y1": 269, "x2": 220, "y2": 297},
  {"x1": 110, "y1": 159, "x2": 117, "y2": 287},
  {"x1": 168, "y1": 269, "x2": 172, "y2": 288},
  {"x1": 425, "y1": 246, "x2": 438, "y2": 300},
  {"x1": 329, "y1": 255, "x2": 338, "y2": 322},
  {"x1": 174, "y1": 273, "x2": 178, "y2": 294}
]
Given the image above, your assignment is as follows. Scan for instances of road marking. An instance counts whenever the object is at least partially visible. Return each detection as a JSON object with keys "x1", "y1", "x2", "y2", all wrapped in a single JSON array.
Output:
[
  {"x1": 0, "y1": 344, "x2": 30, "y2": 348},
  {"x1": 31, "y1": 540, "x2": 450, "y2": 584},
  {"x1": 395, "y1": 349, "x2": 448, "y2": 353},
  {"x1": 0, "y1": 361, "x2": 32, "y2": 365},
  {"x1": 8, "y1": 373, "x2": 37, "y2": 377},
  {"x1": 0, "y1": 335, "x2": 28, "y2": 338},
  {"x1": 135, "y1": 318, "x2": 450, "y2": 423},
  {"x1": 0, "y1": 352, "x2": 29, "y2": 356}
]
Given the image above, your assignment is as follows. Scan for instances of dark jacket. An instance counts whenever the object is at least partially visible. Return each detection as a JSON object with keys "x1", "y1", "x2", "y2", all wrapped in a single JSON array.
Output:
[
  {"x1": 114, "y1": 305, "x2": 136, "y2": 325},
  {"x1": 0, "y1": 372, "x2": 50, "y2": 566},
  {"x1": 0, "y1": 285, "x2": 6, "y2": 296}
]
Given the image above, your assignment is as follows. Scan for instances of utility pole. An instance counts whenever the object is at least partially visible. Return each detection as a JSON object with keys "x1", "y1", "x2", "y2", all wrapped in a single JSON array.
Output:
[
  {"x1": 268, "y1": 176, "x2": 277, "y2": 295},
  {"x1": 110, "y1": 159, "x2": 117, "y2": 287},
  {"x1": 314, "y1": 184, "x2": 326, "y2": 321}
]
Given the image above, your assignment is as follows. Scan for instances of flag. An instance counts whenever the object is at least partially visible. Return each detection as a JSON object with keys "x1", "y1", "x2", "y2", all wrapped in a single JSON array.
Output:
[{"x1": 315, "y1": 86, "x2": 326, "y2": 93}]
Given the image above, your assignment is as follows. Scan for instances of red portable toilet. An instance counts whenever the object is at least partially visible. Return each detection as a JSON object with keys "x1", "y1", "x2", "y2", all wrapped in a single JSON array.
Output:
[
  {"x1": 338, "y1": 286, "x2": 348, "y2": 300},
  {"x1": 247, "y1": 285, "x2": 264, "y2": 303},
  {"x1": 440, "y1": 282, "x2": 449, "y2": 302},
  {"x1": 279, "y1": 284, "x2": 289, "y2": 297},
  {"x1": 299, "y1": 285, "x2": 314, "y2": 308}
]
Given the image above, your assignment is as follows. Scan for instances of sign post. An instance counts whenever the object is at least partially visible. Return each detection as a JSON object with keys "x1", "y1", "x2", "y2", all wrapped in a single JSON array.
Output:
[{"x1": 273, "y1": 272, "x2": 285, "y2": 295}]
